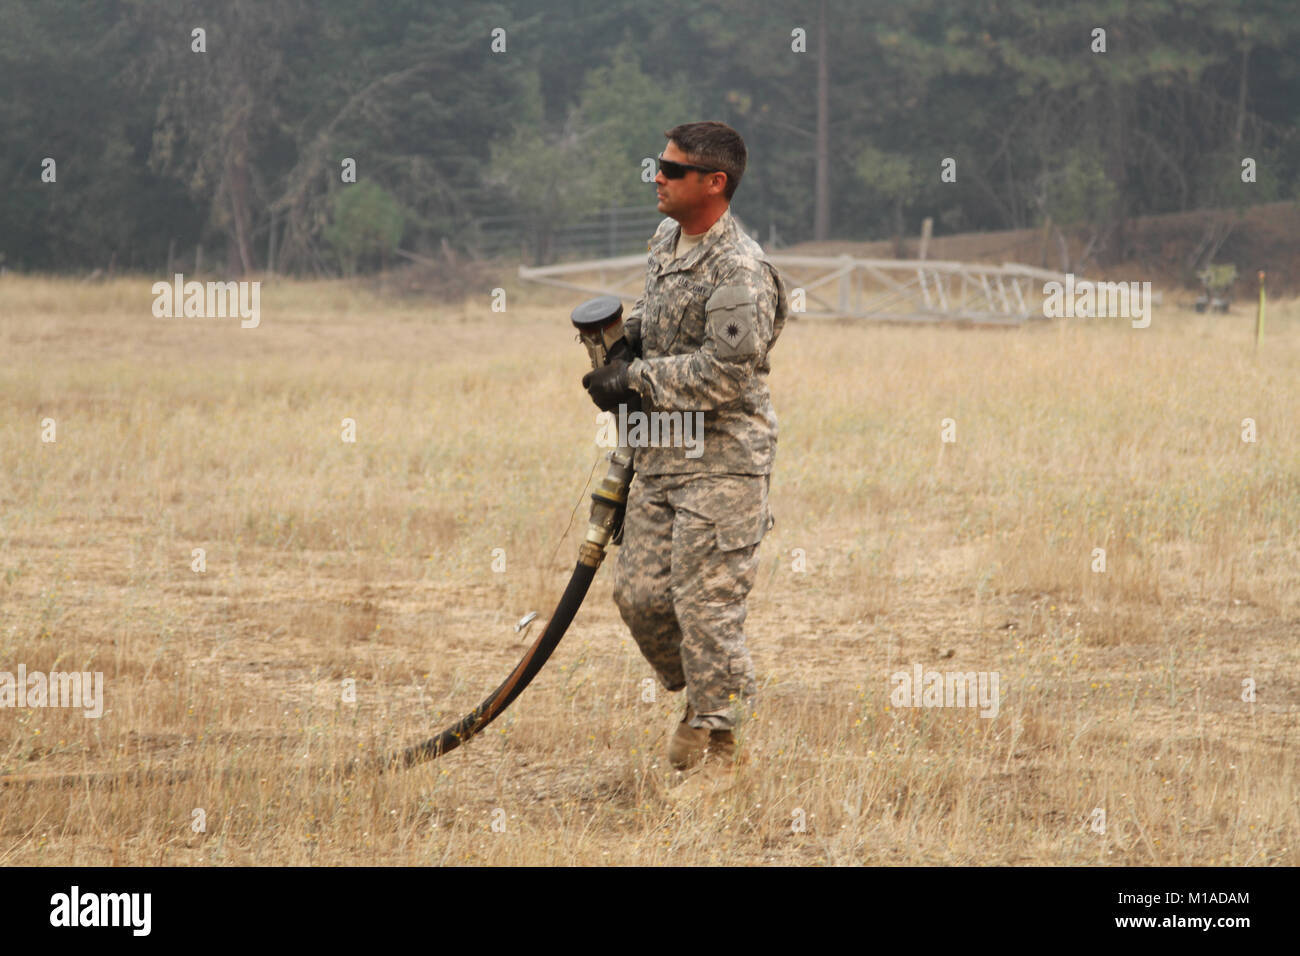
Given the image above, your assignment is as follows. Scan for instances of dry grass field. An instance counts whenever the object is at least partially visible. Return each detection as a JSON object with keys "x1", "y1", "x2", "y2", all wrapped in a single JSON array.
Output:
[{"x1": 1, "y1": 272, "x2": 1297, "y2": 865}]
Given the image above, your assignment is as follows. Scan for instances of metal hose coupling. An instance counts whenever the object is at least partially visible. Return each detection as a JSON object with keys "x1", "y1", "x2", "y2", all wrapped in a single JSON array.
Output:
[{"x1": 580, "y1": 446, "x2": 633, "y2": 567}]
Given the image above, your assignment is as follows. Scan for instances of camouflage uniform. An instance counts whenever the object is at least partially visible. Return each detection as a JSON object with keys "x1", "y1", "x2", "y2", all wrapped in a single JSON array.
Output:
[{"x1": 612, "y1": 208, "x2": 789, "y2": 731}]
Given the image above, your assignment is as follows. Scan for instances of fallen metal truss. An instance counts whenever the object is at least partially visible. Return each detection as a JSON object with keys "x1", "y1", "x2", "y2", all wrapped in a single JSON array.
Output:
[{"x1": 520, "y1": 253, "x2": 1071, "y2": 325}]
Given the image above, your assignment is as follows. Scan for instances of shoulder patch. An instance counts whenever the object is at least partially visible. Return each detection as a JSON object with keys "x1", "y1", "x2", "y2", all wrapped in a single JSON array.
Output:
[{"x1": 706, "y1": 283, "x2": 758, "y2": 360}]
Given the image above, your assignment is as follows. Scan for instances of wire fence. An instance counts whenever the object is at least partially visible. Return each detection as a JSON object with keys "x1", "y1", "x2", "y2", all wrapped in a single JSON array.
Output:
[{"x1": 469, "y1": 204, "x2": 666, "y2": 264}]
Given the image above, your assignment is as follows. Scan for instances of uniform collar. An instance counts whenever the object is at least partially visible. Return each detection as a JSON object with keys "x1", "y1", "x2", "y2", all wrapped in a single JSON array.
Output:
[{"x1": 650, "y1": 207, "x2": 736, "y2": 275}]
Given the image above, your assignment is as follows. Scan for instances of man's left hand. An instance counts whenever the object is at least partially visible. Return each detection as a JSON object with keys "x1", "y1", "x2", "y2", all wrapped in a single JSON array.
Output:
[{"x1": 582, "y1": 360, "x2": 637, "y2": 412}]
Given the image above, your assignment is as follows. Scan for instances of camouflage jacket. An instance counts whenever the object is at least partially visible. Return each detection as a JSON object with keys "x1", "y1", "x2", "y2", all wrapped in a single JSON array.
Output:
[{"x1": 624, "y1": 208, "x2": 789, "y2": 476}]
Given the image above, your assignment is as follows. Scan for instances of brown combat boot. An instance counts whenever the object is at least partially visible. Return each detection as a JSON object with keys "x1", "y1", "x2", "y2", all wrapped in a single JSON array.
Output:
[
  {"x1": 706, "y1": 728, "x2": 736, "y2": 764},
  {"x1": 668, "y1": 702, "x2": 710, "y2": 770},
  {"x1": 664, "y1": 723, "x2": 742, "y2": 803}
]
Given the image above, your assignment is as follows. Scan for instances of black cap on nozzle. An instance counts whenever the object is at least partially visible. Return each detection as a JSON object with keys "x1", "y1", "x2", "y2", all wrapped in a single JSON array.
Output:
[
  {"x1": 571, "y1": 294, "x2": 636, "y2": 368},
  {"x1": 570, "y1": 295, "x2": 623, "y2": 332}
]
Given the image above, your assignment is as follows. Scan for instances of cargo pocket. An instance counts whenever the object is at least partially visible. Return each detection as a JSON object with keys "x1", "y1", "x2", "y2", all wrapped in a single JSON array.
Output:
[{"x1": 714, "y1": 510, "x2": 765, "y2": 552}]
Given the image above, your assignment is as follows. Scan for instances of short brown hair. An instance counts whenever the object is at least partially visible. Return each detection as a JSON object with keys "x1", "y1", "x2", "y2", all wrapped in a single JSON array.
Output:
[{"x1": 664, "y1": 121, "x2": 747, "y2": 201}]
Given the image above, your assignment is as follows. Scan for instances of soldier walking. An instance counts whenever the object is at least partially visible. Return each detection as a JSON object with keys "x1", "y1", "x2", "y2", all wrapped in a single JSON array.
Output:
[{"x1": 581, "y1": 121, "x2": 788, "y2": 774}]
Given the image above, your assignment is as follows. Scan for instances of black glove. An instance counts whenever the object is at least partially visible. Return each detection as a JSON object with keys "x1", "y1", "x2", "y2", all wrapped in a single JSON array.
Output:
[{"x1": 582, "y1": 359, "x2": 637, "y2": 412}]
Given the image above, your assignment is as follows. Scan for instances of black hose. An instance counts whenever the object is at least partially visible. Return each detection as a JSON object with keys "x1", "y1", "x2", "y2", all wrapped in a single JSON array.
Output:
[{"x1": 382, "y1": 559, "x2": 599, "y2": 771}]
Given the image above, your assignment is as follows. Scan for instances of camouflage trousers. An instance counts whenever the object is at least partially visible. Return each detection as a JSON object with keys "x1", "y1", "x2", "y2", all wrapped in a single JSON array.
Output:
[{"x1": 612, "y1": 471, "x2": 772, "y2": 731}]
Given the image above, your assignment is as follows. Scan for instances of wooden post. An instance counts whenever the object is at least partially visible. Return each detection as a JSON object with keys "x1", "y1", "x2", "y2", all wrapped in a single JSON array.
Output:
[
  {"x1": 919, "y1": 217, "x2": 933, "y2": 261},
  {"x1": 267, "y1": 209, "x2": 278, "y2": 276},
  {"x1": 1255, "y1": 270, "x2": 1266, "y2": 353}
]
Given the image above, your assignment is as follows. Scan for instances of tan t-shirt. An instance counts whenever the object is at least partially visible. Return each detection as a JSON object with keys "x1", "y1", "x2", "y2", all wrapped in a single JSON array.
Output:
[{"x1": 674, "y1": 227, "x2": 707, "y2": 261}]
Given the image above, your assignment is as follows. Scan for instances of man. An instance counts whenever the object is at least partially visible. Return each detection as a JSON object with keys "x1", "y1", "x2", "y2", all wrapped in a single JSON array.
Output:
[{"x1": 581, "y1": 121, "x2": 788, "y2": 775}]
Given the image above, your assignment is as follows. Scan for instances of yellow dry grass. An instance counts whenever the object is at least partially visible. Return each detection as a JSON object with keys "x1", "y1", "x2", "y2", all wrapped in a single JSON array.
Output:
[{"x1": 1, "y1": 272, "x2": 1297, "y2": 865}]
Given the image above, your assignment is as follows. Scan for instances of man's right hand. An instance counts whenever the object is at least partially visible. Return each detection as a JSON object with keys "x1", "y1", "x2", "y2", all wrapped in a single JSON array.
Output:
[{"x1": 582, "y1": 360, "x2": 637, "y2": 412}]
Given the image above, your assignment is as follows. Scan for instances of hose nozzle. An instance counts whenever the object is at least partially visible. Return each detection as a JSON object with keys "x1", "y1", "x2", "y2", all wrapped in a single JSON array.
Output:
[
  {"x1": 570, "y1": 296, "x2": 637, "y2": 565},
  {"x1": 571, "y1": 295, "x2": 629, "y2": 371}
]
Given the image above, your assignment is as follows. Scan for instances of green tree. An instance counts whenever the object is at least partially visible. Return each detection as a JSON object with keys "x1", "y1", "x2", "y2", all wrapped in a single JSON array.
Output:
[
  {"x1": 572, "y1": 42, "x2": 701, "y2": 207},
  {"x1": 853, "y1": 146, "x2": 919, "y2": 253},
  {"x1": 482, "y1": 69, "x2": 621, "y2": 264},
  {"x1": 324, "y1": 181, "x2": 405, "y2": 276}
]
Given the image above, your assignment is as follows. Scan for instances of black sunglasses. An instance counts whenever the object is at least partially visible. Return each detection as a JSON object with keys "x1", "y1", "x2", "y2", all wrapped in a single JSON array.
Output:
[{"x1": 656, "y1": 153, "x2": 719, "y2": 179}]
